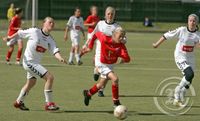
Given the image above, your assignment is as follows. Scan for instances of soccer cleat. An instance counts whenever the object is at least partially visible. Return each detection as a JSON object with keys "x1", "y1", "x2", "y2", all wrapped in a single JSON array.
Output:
[
  {"x1": 173, "y1": 99, "x2": 186, "y2": 108},
  {"x1": 6, "y1": 61, "x2": 11, "y2": 65},
  {"x1": 83, "y1": 90, "x2": 91, "y2": 106},
  {"x1": 77, "y1": 61, "x2": 83, "y2": 65},
  {"x1": 45, "y1": 102, "x2": 59, "y2": 111},
  {"x1": 93, "y1": 73, "x2": 100, "y2": 81},
  {"x1": 68, "y1": 61, "x2": 75, "y2": 65},
  {"x1": 98, "y1": 91, "x2": 105, "y2": 97},
  {"x1": 14, "y1": 101, "x2": 29, "y2": 111},
  {"x1": 113, "y1": 100, "x2": 121, "y2": 108},
  {"x1": 15, "y1": 61, "x2": 20, "y2": 65}
]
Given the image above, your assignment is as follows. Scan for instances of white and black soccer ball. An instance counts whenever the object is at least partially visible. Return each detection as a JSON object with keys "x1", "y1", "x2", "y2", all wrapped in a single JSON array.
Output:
[{"x1": 114, "y1": 105, "x2": 128, "y2": 120}]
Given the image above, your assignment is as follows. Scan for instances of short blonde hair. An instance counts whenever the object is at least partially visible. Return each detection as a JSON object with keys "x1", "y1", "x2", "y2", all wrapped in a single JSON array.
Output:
[
  {"x1": 105, "y1": 6, "x2": 115, "y2": 21},
  {"x1": 188, "y1": 14, "x2": 199, "y2": 23},
  {"x1": 113, "y1": 27, "x2": 126, "y2": 35},
  {"x1": 43, "y1": 17, "x2": 54, "y2": 23}
]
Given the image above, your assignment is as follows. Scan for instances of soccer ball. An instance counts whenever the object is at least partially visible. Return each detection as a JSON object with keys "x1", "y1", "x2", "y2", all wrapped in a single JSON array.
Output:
[{"x1": 114, "y1": 105, "x2": 128, "y2": 120}]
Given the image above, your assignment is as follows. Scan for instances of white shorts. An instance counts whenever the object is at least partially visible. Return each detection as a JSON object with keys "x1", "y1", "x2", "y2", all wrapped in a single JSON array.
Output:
[
  {"x1": 175, "y1": 57, "x2": 195, "y2": 74},
  {"x1": 96, "y1": 62, "x2": 113, "y2": 79},
  {"x1": 7, "y1": 35, "x2": 21, "y2": 46},
  {"x1": 70, "y1": 35, "x2": 80, "y2": 46},
  {"x1": 23, "y1": 61, "x2": 48, "y2": 79}
]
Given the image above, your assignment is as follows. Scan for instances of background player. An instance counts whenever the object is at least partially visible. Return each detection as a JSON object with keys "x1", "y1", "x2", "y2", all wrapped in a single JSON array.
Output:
[
  {"x1": 64, "y1": 7, "x2": 85, "y2": 65},
  {"x1": 153, "y1": 14, "x2": 200, "y2": 107},
  {"x1": 7, "y1": 3, "x2": 15, "y2": 22},
  {"x1": 5, "y1": 8, "x2": 23, "y2": 65},
  {"x1": 83, "y1": 27, "x2": 130, "y2": 107},
  {"x1": 3, "y1": 17, "x2": 66, "y2": 111},
  {"x1": 82, "y1": 6, "x2": 122, "y2": 97}
]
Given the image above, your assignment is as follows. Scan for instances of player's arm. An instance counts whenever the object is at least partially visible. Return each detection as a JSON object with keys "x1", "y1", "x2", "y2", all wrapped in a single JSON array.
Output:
[
  {"x1": 84, "y1": 16, "x2": 94, "y2": 27},
  {"x1": 119, "y1": 44, "x2": 131, "y2": 63},
  {"x1": 152, "y1": 36, "x2": 166, "y2": 48},
  {"x1": 64, "y1": 26, "x2": 70, "y2": 41},
  {"x1": 3, "y1": 32, "x2": 18, "y2": 42},
  {"x1": 54, "y1": 52, "x2": 67, "y2": 64}
]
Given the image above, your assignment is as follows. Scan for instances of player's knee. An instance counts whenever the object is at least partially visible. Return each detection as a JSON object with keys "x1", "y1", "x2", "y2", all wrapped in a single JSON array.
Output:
[
  {"x1": 184, "y1": 67, "x2": 194, "y2": 83},
  {"x1": 46, "y1": 72, "x2": 54, "y2": 82},
  {"x1": 112, "y1": 77, "x2": 119, "y2": 85}
]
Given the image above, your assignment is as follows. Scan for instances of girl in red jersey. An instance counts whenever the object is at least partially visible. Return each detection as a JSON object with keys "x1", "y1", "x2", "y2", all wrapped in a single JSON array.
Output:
[
  {"x1": 83, "y1": 27, "x2": 130, "y2": 107},
  {"x1": 5, "y1": 8, "x2": 23, "y2": 65},
  {"x1": 84, "y1": 6, "x2": 100, "y2": 40}
]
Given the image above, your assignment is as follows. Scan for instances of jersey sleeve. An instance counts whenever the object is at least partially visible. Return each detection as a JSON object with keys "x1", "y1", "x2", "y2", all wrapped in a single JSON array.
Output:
[
  {"x1": 119, "y1": 44, "x2": 130, "y2": 63},
  {"x1": 66, "y1": 17, "x2": 73, "y2": 28},
  {"x1": 17, "y1": 28, "x2": 35, "y2": 39},
  {"x1": 88, "y1": 33, "x2": 97, "y2": 49},
  {"x1": 48, "y1": 38, "x2": 60, "y2": 55},
  {"x1": 163, "y1": 27, "x2": 182, "y2": 40},
  {"x1": 84, "y1": 16, "x2": 92, "y2": 24}
]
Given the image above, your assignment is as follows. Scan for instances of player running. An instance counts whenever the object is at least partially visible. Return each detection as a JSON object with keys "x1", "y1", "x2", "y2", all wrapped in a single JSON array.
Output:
[
  {"x1": 3, "y1": 17, "x2": 66, "y2": 111},
  {"x1": 64, "y1": 7, "x2": 85, "y2": 65},
  {"x1": 153, "y1": 14, "x2": 200, "y2": 107},
  {"x1": 5, "y1": 8, "x2": 23, "y2": 65},
  {"x1": 81, "y1": 6, "x2": 122, "y2": 97},
  {"x1": 83, "y1": 27, "x2": 130, "y2": 107}
]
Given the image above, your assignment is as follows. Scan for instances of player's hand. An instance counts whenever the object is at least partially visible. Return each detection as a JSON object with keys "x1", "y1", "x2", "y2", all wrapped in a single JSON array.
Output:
[
  {"x1": 64, "y1": 34, "x2": 68, "y2": 41},
  {"x1": 152, "y1": 43, "x2": 158, "y2": 48},
  {"x1": 2, "y1": 36, "x2": 9, "y2": 42},
  {"x1": 60, "y1": 58, "x2": 67, "y2": 64}
]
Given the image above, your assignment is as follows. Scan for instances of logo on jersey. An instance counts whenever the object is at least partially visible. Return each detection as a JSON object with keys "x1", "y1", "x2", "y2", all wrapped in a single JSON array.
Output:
[
  {"x1": 36, "y1": 45, "x2": 47, "y2": 53},
  {"x1": 182, "y1": 45, "x2": 194, "y2": 52}
]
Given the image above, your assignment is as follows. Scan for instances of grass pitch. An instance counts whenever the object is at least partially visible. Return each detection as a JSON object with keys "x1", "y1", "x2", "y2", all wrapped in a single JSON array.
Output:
[{"x1": 0, "y1": 31, "x2": 200, "y2": 121}]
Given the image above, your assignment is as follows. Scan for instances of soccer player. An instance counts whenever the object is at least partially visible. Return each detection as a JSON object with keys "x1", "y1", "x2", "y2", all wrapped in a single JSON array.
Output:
[
  {"x1": 153, "y1": 14, "x2": 200, "y2": 107},
  {"x1": 64, "y1": 7, "x2": 85, "y2": 65},
  {"x1": 3, "y1": 17, "x2": 66, "y2": 111},
  {"x1": 6, "y1": 8, "x2": 23, "y2": 65},
  {"x1": 84, "y1": 5, "x2": 100, "y2": 40},
  {"x1": 83, "y1": 27, "x2": 130, "y2": 107},
  {"x1": 82, "y1": 6, "x2": 122, "y2": 97},
  {"x1": 7, "y1": 3, "x2": 15, "y2": 21}
]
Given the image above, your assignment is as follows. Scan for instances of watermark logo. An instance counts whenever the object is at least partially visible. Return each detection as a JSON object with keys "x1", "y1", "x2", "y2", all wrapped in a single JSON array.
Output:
[{"x1": 153, "y1": 76, "x2": 196, "y2": 116}]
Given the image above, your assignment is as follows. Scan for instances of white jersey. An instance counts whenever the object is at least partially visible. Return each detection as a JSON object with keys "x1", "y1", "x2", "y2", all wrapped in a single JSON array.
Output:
[
  {"x1": 89, "y1": 20, "x2": 120, "y2": 66},
  {"x1": 18, "y1": 28, "x2": 59, "y2": 64},
  {"x1": 67, "y1": 16, "x2": 84, "y2": 38},
  {"x1": 164, "y1": 26, "x2": 200, "y2": 60}
]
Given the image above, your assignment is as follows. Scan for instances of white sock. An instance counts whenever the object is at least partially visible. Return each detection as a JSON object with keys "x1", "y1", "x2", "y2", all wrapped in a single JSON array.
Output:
[
  {"x1": 75, "y1": 53, "x2": 80, "y2": 62},
  {"x1": 180, "y1": 87, "x2": 187, "y2": 102},
  {"x1": 99, "y1": 87, "x2": 104, "y2": 92},
  {"x1": 93, "y1": 68, "x2": 99, "y2": 75},
  {"x1": 174, "y1": 76, "x2": 189, "y2": 100},
  {"x1": 68, "y1": 52, "x2": 74, "y2": 62},
  {"x1": 44, "y1": 90, "x2": 53, "y2": 103},
  {"x1": 16, "y1": 89, "x2": 27, "y2": 103}
]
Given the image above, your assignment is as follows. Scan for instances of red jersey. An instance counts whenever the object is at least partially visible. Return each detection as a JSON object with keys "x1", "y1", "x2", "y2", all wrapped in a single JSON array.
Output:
[
  {"x1": 8, "y1": 15, "x2": 21, "y2": 36},
  {"x1": 89, "y1": 32, "x2": 130, "y2": 64},
  {"x1": 84, "y1": 15, "x2": 100, "y2": 33}
]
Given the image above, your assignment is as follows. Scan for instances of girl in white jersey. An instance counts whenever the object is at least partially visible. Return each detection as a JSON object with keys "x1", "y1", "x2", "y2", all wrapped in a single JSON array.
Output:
[
  {"x1": 3, "y1": 17, "x2": 66, "y2": 111},
  {"x1": 82, "y1": 6, "x2": 121, "y2": 97},
  {"x1": 64, "y1": 7, "x2": 85, "y2": 65},
  {"x1": 153, "y1": 14, "x2": 200, "y2": 107}
]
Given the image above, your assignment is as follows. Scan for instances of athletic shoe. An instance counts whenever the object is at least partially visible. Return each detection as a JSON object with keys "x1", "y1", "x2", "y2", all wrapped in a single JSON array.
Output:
[
  {"x1": 77, "y1": 61, "x2": 83, "y2": 65},
  {"x1": 98, "y1": 91, "x2": 105, "y2": 97},
  {"x1": 15, "y1": 61, "x2": 20, "y2": 65},
  {"x1": 45, "y1": 102, "x2": 59, "y2": 111},
  {"x1": 93, "y1": 73, "x2": 100, "y2": 81},
  {"x1": 68, "y1": 61, "x2": 75, "y2": 65},
  {"x1": 83, "y1": 90, "x2": 91, "y2": 106},
  {"x1": 173, "y1": 99, "x2": 186, "y2": 108},
  {"x1": 14, "y1": 101, "x2": 29, "y2": 111},
  {"x1": 113, "y1": 100, "x2": 121, "y2": 108},
  {"x1": 6, "y1": 61, "x2": 11, "y2": 65}
]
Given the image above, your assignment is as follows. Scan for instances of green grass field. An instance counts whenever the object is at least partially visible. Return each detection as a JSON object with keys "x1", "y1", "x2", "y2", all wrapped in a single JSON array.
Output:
[{"x1": 0, "y1": 31, "x2": 200, "y2": 121}]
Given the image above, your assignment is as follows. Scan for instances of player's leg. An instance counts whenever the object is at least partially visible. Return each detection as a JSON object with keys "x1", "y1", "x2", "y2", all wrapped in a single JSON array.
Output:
[
  {"x1": 68, "y1": 45, "x2": 75, "y2": 65},
  {"x1": 42, "y1": 71, "x2": 59, "y2": 111},
  {"x1": 74, "y1": 38, "x2": 82, "y2": 65},
  {"x1": 14, "y1": 73, "x2": 37, "y2": 111},
  {"x1": 16, "y1": 39, "x2": 23, "y2": 64},
  {"x1": 107, "y1": 71, "x2": 121, "y2": 107},
  {"x1": 174, "y1": 60, "x2": 194, "y2": 107},
  {"x1": 6, "y1": 38, "x2": 17, "y2": 64},
  {"x1": 83, "y1": 78, "x2": 108, "y2": 106}
]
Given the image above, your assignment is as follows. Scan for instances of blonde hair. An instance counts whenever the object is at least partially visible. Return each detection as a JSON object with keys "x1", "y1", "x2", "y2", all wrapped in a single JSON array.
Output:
[
  {"x1": 188, "y1": 14, "x2": 199, "y2": 23},
  {"x1": 43, "y1": 17, "x2": 54, "y2": 23},
  {"x1": 105, "y1": 6, "x2": 115, "y2": 21},
  {"x1": 113, "y1": 27, "x2": 126, "y2": 35}
]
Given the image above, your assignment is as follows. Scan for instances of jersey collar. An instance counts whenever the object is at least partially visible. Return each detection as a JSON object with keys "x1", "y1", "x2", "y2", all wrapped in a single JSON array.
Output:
[
  {"x1": 41, "y1": 29, "x2": 49, "y2": 36},
  {"x1": 105, "y1": 20, "x2": 115, "y2": 25},
  {"x1": 187, "y1": 26, "x2": 198, "y2": 33}
]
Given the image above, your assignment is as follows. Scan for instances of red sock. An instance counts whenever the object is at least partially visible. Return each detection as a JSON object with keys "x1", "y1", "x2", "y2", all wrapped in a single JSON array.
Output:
[
  {"x1": 6, "y1": 51, "x2": 13, "y2": 61},
  {"x1": 16, "y1": 49, "x2": 22, "y2": 61},
  {"x1": 88, "y1": 84, "x2": 99, "y2": 96},
  {"x1": 112, "y1": 84, "x2": 119, "y2": 101}
]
